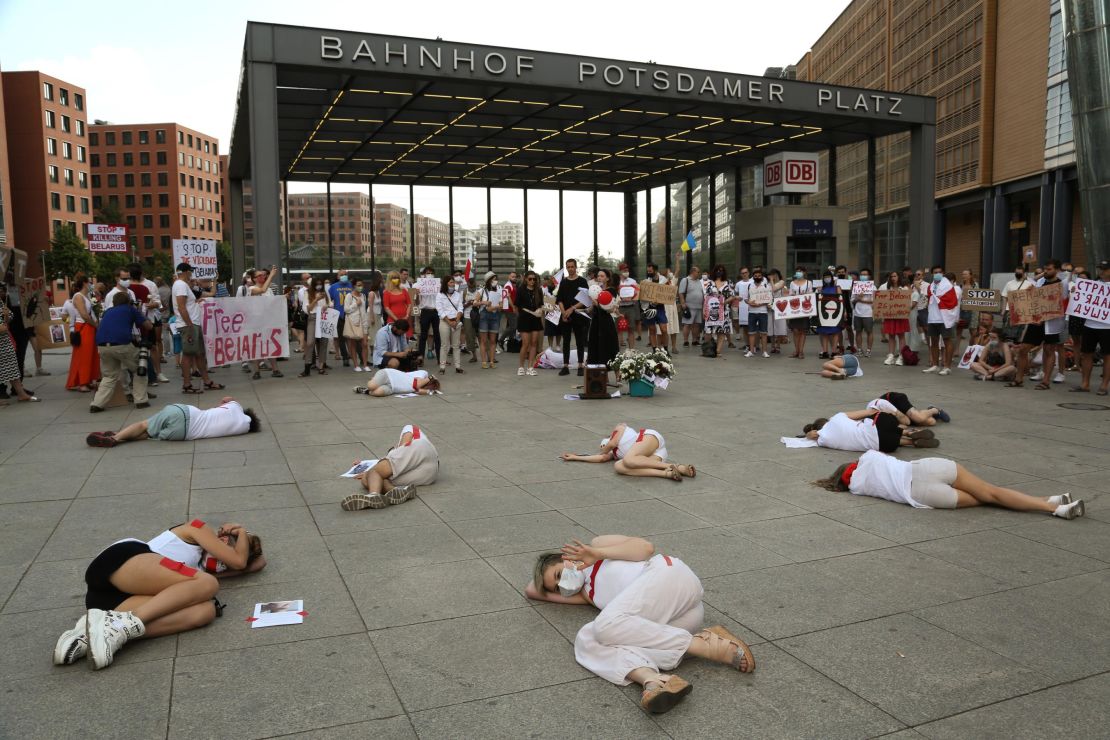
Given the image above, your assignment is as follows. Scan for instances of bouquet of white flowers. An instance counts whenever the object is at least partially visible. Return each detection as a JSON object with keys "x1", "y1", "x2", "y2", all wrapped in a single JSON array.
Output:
[{"x1": 608, "y1": 348, "x2": 676, "y2": 383}]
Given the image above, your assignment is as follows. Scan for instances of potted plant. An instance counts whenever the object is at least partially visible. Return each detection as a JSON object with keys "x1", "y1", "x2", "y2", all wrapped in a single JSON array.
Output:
[{"x1": 609, "y1": 348, "x2": 676, "y2": 397}]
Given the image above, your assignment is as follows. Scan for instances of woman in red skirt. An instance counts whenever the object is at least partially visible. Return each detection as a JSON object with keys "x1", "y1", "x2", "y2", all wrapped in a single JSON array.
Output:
[
  {"x1": 880, "y1": 271, "x2": 911, "y2": 365},
  {"x1": 66, "y1": 273, "x2": 101, "y2": 392}
]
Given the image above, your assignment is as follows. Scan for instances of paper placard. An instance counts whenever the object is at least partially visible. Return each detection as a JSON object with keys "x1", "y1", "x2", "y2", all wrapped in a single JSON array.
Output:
[
  {"x1": 1066, "y1": 278, "x2": 1110, "y2": 323},
  {"x1": 836, "y1": 278, "x2": 854, "y2": 291},
  {"x1": 639, "y1": 280, "x2": 676, "y2": 305},
  {"x1": 958, "y1": 344, "x2": 983, "y2": 370},
  {"x1": 201, "y1": 296, "x2": 291, "y2": 364},
  {"x1": 772, "y1": 293, "x2": 817, "y2": 320},
  {"x1": 172, "y1": 239, "x2": 218, "y2": 280},
  {"x1": 543, "y1": 293, "x2": 557, "y2": 307},
  {"x1": 961, "y1": 288, "x2": 1002, "y2": 312},
  {"x1": 851, "y1": 281, "x2": 875, "y2": 297},
  {"x1": 619, "y1": 286, "x2": 636, "y2": 299},
  {"x1": 39, "y1": 320, "x2": 69, "y2": 348},
  {"x1": 340, "y1": 459, "x2": 380, "y2": 478},
  {"x1": 545, "y1": 309, "x2": 562, "y2": 326},
  {"x1": 250, "y1": 600, "x2": 304, "y2": 629},
  {"x1": 575, "y1": 287, "x2": 593, "y2": 310},
  {"x1": 315, "y1": 306, "x2": 339, "y2": 338},
  {"x1": 748, "y1": 285, "x2": 773, "y2": 306},
  {"x1": 1008, "y1": 282, "x2": 1064, "y2": 325},
  {"x1": 416, "y1": 277, "x2": 439, "y2": 301},
  {"x1": 818, "y1": 293, "x2": 845, "y2": 327},
  {"x1": 872, "y1": 289, "x2": 913, "y2": 319}
]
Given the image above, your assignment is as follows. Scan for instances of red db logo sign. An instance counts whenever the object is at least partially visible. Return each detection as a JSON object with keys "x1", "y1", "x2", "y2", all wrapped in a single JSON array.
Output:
[
  {"x1": 765, "y1": 161, "x2": 782, "y2": 187},
  {"x1": 787, "y1": 160, "x2": 816, "y2": 185}
]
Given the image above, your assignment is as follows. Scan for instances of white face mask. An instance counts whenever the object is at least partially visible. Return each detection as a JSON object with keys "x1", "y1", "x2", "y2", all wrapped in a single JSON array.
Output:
[
  {"x1": 119, "y1": 279, "x2": 131, "y2": 288},
  {"x1": 558, "y1": 563, "x2": 586, "y2": 597},
  {"x1": 447, "y1": 285, "x2": 456, "y2": 294}
]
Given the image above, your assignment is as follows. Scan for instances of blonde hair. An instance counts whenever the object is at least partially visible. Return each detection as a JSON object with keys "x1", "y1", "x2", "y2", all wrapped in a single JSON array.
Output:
[
  {"x1": 387, "y1": 270, "x2": 401, "y2": 286},
  {"x1": 533, "y1": 552, "x2": 563, "y2": 593}
]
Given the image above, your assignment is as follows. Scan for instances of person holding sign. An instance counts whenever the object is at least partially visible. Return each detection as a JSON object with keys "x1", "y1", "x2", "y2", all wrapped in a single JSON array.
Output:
[
  {"x1": 616, "y1": 262, "x2": 640, "y2": 350},
  {"x1": 247, "y1": 266, "x2": 284, "y2": 380},
  {"x1": 1009, "y1": 260, "x2": 1067, "y2": 389},
  {"x1": 415, "y1": 266, "x2": 442, "y2": 366},
  {"x1": 299, "y1": 279, "x2": 330, "y2": 377},
  {"x1": 850, "y1": 270, "x2": 876, "y2": 358},
  {"x1": 327, "y1": 270, "x2": 354, "y2": 367},
  {"x1": 878, "y1": 272, "x2": 911, "y2": 365},
  {"x1": 340, "y1": 425, "x2": 439, "y2": 511},
  {"x1": 813, "y1": 450, "x2": 1086, "y2": 519},
  {"x1": 744, "y1": 268, "x2": 772, "y2": 358},
  {"x1": 816, "y1": 271, "x2": 844, "y2": 358},
  {"x1": 1070, "y1": 261, "x2": 1110, "y2": 395},
  {"x1": 786, "y1": 268, "x2": 814, "y2": 359}
]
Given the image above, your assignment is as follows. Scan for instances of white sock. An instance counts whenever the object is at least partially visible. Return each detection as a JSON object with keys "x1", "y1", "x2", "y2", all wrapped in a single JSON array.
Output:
[
  {"x1": 1052, "y1": 502, "x2": 1077, "y2": 518},
  {"x1": 1047, "y1": 495, "x2": 1067, "y2": 506}
]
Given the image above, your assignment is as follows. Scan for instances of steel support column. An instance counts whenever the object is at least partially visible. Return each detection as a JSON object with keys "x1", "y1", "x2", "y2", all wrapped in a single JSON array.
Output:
[
  {"x1": 229, "y1": 178, "x2": 246, "y2": 282},
  {"x1": 246, "y1": 60, "x2": 282, "y2": 288},
  {"x1": 864, "y1": 136, "x2": 877, "y2": 272},
  {"x1": 623, "y1": 191, "x2": 637, "y2": 272},
  {"x1": 368, "y1": 181, "x2": 376, "y2": 272},
  {"x1": 827, "y1": 147, "x2": 838, "y2": 207},
  {"x1": 448, "y1": 186, "x2": 454, "y2": 271},
  {"x1": 981, "y1": 191, "x2": 995, "y2": 280},
  {"x1": 992, "y1": 187, "x2": 1009, "y2": 274},
  {"x1": 734, "y1": 168, "x2": 744, "y2": 272},
  {"x1": 326, "y1": 181, "x2": 333, "y2": 276},
  {"x1": 907, "y1": 125, "x2": 936, "y2": 273},
  {"x1": 1037, "y1": 174, "x2": 1054, "y2": 265},
  {"x1": 708, "y1": 176, "x2": 717, "y2": 268},
  {"x1": 523, "y1": 188, "x2": 529, "y2": 269},
  {"x1": 664, "y1": 184, "x2": 672, "y2": 268},
  {"x1": 645, "y1": 188, "x2": 653, "y2": 266},
  {"x1": 485, "y1": 187, "x2": 492, "y2": 272},
  {"x1": 409, "y1": 184, "x2": 417, "y2": 273},
  {"x1": 685, "y1": 178, "x2": 693, "y2": 273},
  {"x1": 1051, "y1": 171, "x2": 1072, "y2": 262},
  {"x1": 592, "y1": 190, "x2": 599, "y2": 267},
  {"x1": 281, "y1": 179, "x2": 290, "y2": 275},
  {"x1": 932, "y1": 207, "x2": 946, "y2": 267},
  {"x1": 558, "y1": 189, "x2": 564, "y2": 265}
]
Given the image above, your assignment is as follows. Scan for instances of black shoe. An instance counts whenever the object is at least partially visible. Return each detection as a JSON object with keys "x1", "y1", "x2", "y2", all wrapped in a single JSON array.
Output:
[
  {"x1": 126, "y1": 394, "x2": 133, "y2": 402},
  {"x1": 343, "y1": 360, "x2": 350, "y2": 367},
  {"x1": 89, "y1": 405, "x2": 104, "y2": 413},
  {"x1": 577, "y1": 367, "x2": 584, "y2": 376},
  {"x1": 558, "y1": 367, "x2": 570, "y2": 376},
  {"x1": 136, "y1": 402, "x2": 150, "y2": 409}
]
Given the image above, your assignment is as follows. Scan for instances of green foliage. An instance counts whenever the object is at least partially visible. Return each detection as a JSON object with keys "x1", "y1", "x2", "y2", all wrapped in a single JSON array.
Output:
[
  {"x1": 93, "y1": 252, "x2": 132, "y2": 285},
  {"x1": 44, "y1": 224, "x2": 96, "y2": 279},
  {"x1": 216, "y1": 241, "x2": 232, "y2": 283},
  {"x1": 95, "y1": 200, "x2": 125, "y2": 225},
  {"x1": 143, "y1": 250, "x2": 174, "y2": 284}
]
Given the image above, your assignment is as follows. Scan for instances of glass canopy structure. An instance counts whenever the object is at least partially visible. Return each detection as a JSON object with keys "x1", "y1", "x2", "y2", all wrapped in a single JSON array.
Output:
[{"x1": 227, "y1": 22, "x2": 937, "y2": 283}]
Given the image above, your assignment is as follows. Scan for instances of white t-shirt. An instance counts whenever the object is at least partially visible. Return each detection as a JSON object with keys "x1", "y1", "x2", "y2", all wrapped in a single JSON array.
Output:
[
  {"x1": 788, "y1": 279, "x2": 812, "y2": 296},
  {"x1": 582, "y1": 558, "x2": 648, "y2": 609},
  {"x1": 172, "y1": 279, "x2": 202, "y2": 324},
  {"x1": 852, "y1": 281, "x2": 874, "y2": 317},
  {"x1": 618, "y1": 277, "x2": 638, "y2": 305},
  {"x1": 103, "y1": 286, "x2": 136, "y2": 309},
  {"x1": 382, "y1": 368, "x2": 429, "y2": 393},
  {"x1": 817, "y1": 412, "x2": 879, "y2": 452},
  {"x1": 186, "y1": 401, "x2": 252, "y2": 440},
  {"x1": 746, "y1": 279, "x2": 769, "y2": 314},
  {"x1": 734, "y1": 280, "x2": 751, "y2": 321},
  {"x1": 140, "y1": 278, "x2": 161, "y2": 317},
  {"x1": 1001, "y1": 277, "x2": 1032, "y2": 298},
  {"x1": 849, "y1": 450, "x2": 920, "y2": 507}
]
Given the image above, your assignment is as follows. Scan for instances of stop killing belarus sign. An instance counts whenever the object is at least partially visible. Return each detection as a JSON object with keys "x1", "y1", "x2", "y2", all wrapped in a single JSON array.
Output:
[
  {"x1": 85, "y1": 224, "x2": 129, "y2": 252},
  {"x1": 173, "y1": 239, "x2": 217, "y2": 280}
]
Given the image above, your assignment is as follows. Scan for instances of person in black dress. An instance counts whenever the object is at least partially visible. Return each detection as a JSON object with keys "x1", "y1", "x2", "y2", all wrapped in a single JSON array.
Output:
[{"x1": 515, "y1": 270, "x2": 546, "y2": 376}]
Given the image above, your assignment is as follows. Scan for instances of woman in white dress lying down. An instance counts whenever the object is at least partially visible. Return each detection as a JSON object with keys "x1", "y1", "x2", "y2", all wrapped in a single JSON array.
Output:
[{"x1": 560, "y1": 423, "x2": 696, "y2": 481}]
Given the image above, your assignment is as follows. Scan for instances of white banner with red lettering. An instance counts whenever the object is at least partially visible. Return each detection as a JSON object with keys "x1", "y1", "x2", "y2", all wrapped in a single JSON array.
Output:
[
  {"x1": 1067, "y1": 278, "x2": 1110, "y2": 323},
  {"x1": 201, "y1": 296, "x2": 289, "y2": 364}
]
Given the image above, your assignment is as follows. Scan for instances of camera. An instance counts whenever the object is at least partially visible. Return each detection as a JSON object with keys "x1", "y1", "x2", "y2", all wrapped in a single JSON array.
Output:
[{"x1": 136, "y1": 346, "x2": 151, "y2": 377}]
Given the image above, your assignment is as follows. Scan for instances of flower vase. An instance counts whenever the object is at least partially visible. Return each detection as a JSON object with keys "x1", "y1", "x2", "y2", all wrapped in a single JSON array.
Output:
[{"x1": 629, "y1": 378, "x2": 655, "y2": 397}]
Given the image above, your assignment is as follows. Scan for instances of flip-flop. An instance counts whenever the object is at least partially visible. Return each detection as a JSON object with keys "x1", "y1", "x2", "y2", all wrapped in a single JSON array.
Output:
[
  {"x1": 1098, "y1": 389, "x2": 1108, "y2": 396},
  {"x1": 1034, "y1": 383, "x2": 1051, "y2": 390},
  {"x1": 1068, "y1": 387, "x2": 1089, "y2": 392},
  {"x1": 913, "y1": 438, "x2": 941, "y2": 448},
  {"x1": 905, "y1": 428, "x2": 935, "y2": 440},
  {"x1": 665, "y1": 465, "x2": 683, "y2": 482}
]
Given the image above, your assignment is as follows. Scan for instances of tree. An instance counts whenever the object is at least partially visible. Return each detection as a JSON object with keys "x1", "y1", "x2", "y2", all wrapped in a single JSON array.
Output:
[
  {"x1": 94, "y1": 252, "x2": 131, "y2": 285},
  {"x1": 95, "y1": 200, "x2": 125, "y2": 226},
  {"x1": 44, "y1": 223, "x2": 95, "y2": 279},
  {"x1": 143, "y1": 250, "x2": 174, "y2": 284},
  {"x1": 216, "y1": 241, "x2": 232, "y2": 283}
]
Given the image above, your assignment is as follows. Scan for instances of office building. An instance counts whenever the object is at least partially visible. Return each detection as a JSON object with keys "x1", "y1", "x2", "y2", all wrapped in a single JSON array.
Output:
[
  {"x1": 285, "y1": 191, "x2": 372, "y2": 260},
  {"x1": 217, "y1": 155, "x2": 284, "y2": 262},
  {"x1": 89, "y1": 122, "x2": 221, "y2": 255}
]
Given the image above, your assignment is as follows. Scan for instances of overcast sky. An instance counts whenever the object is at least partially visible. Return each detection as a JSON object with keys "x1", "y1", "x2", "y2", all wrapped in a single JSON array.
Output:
[{"x1": 1, "y1": 0, "x2": 852, "y2": 268}]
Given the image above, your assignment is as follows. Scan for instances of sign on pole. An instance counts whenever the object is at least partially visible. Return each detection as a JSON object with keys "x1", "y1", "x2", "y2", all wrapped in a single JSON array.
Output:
[
  {"x1": 960, "y1": 288, "x2": 1002, "y2": 312},
  {"x1": 86, "y1": 224, "x2": 129, "y2": 253},
  {"x1": 871, "y1": 289, "x2": 913, "y2": 319},
  {"x1": 1066, "y1": 278, "x2": 1110, "y2": 323},
  {"x1": 201, "y1": 296, "x2": 290, "y2": 365},
  {"x1": 173, "y1": 239, "x2": 218, "y2": 280}
]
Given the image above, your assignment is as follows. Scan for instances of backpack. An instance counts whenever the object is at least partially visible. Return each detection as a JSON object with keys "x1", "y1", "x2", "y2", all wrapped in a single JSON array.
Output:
[
  {"x1": 701, "y1": 339, "x2": 718, "y2": 358},
  {"x1": 900, "y1": 345, "x2": 919, "y2": 366}
]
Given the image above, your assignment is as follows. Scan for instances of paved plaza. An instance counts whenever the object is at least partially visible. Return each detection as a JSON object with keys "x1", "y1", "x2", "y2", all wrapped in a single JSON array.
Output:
[{"x1": 1, "y1": 346, "x2": 1109, "y2": 739}]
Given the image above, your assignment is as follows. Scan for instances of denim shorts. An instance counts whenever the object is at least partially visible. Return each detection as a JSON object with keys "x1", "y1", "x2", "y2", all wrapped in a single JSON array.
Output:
[
  {"x1": 478, "y1": 309, "x2": 501, "y2": 333},
  {"x1": 748, "y1": 313, "x2": 768, "y2": 333},
  {"x1": 842, "y1": 353, "x2": 860, "y2": 375}
]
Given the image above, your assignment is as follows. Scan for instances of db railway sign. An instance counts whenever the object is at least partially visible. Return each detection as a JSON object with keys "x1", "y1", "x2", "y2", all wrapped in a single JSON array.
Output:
[{"x1": 764, "y1": 152, "x2": 819, "y2": 195}]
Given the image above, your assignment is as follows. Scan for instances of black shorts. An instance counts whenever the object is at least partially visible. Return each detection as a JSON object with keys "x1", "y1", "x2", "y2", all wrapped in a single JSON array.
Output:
[
  {"x1": 1069, "y1": 315, "x2": 1085, "y2": 338},
  {"x1": 1081, "y1": 326, "x2": 1110, "y2": 356},
  {"x1": 1019, "y1": 324, "x2": 1059, "y2": 346},
  {"x1": 84, "y1": 540, "x2": 152, "y2": 610},
  {"x1": 875, "y1": 412, "x2": 904, "y2": 453},
  {"x1": 878, "y1": 391, "x2": 913, "y2": 415}
]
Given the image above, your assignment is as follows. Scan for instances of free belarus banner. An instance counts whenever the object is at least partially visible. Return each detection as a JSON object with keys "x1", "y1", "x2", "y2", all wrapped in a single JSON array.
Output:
[{"x1": 200, "y1": 296, "x2": 289, "y2": 364}]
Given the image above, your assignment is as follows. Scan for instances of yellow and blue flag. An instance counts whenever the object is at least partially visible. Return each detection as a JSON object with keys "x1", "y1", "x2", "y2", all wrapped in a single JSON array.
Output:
[{"x1": 680, "y1": 231, "x2": 697, "y2": 252}]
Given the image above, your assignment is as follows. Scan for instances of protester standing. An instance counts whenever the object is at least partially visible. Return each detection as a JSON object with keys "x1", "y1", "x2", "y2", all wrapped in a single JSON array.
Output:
[
  {"x1": 66, "y1": 273, "x2": 101, "y2": 392},
  {"x1": 90, "y1": 293, "x2": 151, "y2": 412},
  {"x1": 702, "y1": 265, "x2": 736, "y2": 358},
  {"x1": 556, "y1": 259, "x2": 590, "y2": 376},
  {"x1": 677, "y1": 265, "x2": 703, "y2": 348},
  {"x1": 300, "y1": 279, "x2": 330, "y2": 377},
  {"x1": 463, "y1": 276, "x2": 480, "y2": 363},
  {"x1": 435, "y1": 275, "x2": 465, "y2": 374},
  {"x1": 817, "y1": 271, "x2": 843, "y2": 359},
  {"x1": 879, "y1": 271, "x2": 911, "y2": 365},
  {"x1": 477, "y1": 271, "x2": 502, "y2": 369},
  {"x1": 513, "y1": 270, "x2": 544, "y2": 376},
  {"x1": 0, "y1": 290, "x2": 39, "y2": 403},
  {"x1": 787, "y1": 269, "x2": 813, "y2": 359},
  {"x1": 343, "y1": 278, "x2": 370, "y2": 371},
  {"x1": 381, "y1": 271, "x2": 413, "y2": 338}
]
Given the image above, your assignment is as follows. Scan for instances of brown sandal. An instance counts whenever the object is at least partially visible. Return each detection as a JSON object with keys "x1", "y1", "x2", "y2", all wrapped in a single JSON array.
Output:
[
  {"x1": 665, "y1": 465, "x2": 683, "y2": 482},
  {"x1": 640, "y1": 675, "x2": 692, "y2": 714},
  {"x1": 694, "y1": 626, "x2": 756, "y2": 673},
  {"x1": 1034, "y1": 382, "x2": 1050, "y2": 390}
]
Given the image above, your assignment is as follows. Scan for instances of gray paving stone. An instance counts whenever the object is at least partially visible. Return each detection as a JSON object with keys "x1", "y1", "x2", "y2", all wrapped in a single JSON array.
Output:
[
  {"x1": 37, "y1": 492, "x2": 184, "y2": 563},
  {"x1": 0, "y1": 658, "x2": 173, "y2": 738},
  {"x1": 350, "y1": 558, "x2": 524, "y2": 629},
  {"x1": 170, "y1": 635, "x2": 401, "y2": 738},
  {"x1": 309, "y1": 498, "x2": 441, "y2": 535},
  {"x1": 0, "y1": 562, "x2": 25, "y2": 607},
  {"x1": 410, "y1": 677, "x2": 668, "y2": 739},
  {"x1": 1003, "y1": 516, "x2": 1110, "y2": 562},
  {"x1": 370, "y1": 608, "x2": 590, "y2": 712},
  {"x1": 563, "y1": 499, "x2": 711, "y2": 536},
  {"x1": 822, "y1": 498, "x2": 1029, "y2": 544},
  {"x1": 190, "y1": 462, "x2": 294, "y2": 489},
  {"x1": 666, "y1": 489, "x2": 809, "y2": 525},
  {"x1": 419, "y1": 485, "x2": 550, "y2": 521},
  {"x1": 778, "y1": 614, "x2": 1050, "y2": 725},
  {"x1": 731, "y1": 512, "x2": 895, "y2": 562},
  {"x1": 522, "y1": 475, "x2": 657, "y2": 509},
  {"x1": 908, "y1": 529, "x2": 1107, "y2": 586},
  {"x1": 916, "y1": 672, "x2": 1110, "y2": 739},
  {"x1": 0, "y1": 500, "x2": 69, "y2": 566},
  {"x1": 284, "y1": 442, "x2": 374, "y2": 482},
  {"x1": 449, "y1": 510, "x2": 595, "y2": 557},
  {"x1": 2, "y1": 558, "x2": 86, "y2": 613},
  {"x1": 188, "y1": 483, "x2": 306, "y2": 515},
  {"x1": 325, "y1": 523, "x2": 477, "y2": 577},
  {"x1": 647, "y1": 526, "x2": 792, "y2": 578},
  {"x1": 274, "y1": 716, "x2": 416, "y2": 739}
]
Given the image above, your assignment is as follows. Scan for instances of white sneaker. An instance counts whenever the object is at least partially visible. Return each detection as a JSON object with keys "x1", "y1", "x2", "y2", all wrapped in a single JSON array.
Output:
[
  {"x1": 864, "y1": 349, "x2": 871, "y2": 357},
  {"x1": 517, "y1": 367, "x2": 525, "y2": 376},
  {"x1": 156, "y1": 373, "x2": 170, "y2": 383},
  {"x1": 527, "y1": 368, "x2": 538, "y2": 376},
  {"x1": 440, "y1": 365, "x2": 447, "y2": 374},
  {"x1": 743, "y1": 350, "x2": 754, "y2": 358},
  {"x1": 895, "y1": 356, "x2": 904, "y2": 366},
  {"x1": 922, "y1": 365, "x2": 939, "y2": 373},
  {"x1": 353, "y1": 366, "x2": 363, "y2": 372},
  {"x1": 1053, "y1": 372, "x2": 1065, "y2": 383},
  {"x1": 1030, "y1": 371, "x2": 1044, "y2": 382},
  {"x1": 53, "y1": 615, "x2": 88, "y2": 665},
  {"x1": 495, "y1": 347, "x2": 502, "y2": 355},
  {"x1": 1053, "y1": 499, "x2": 1086, "y2": 519},
  {"x1": 762, "y1": 352, "x2": 770, "y2": 358},
  {"x1": 384, "y1": 484, "x2": 417, "y2": 505},
  {"x1": 938, "y1": 367, "x2": 951, "y2": 376},
  {"x1": 86, "y1": 609, "x2": 145, "y2": 670},
  {"x1": 884, "y1": 353, "x2": 895, "y2": 365}
]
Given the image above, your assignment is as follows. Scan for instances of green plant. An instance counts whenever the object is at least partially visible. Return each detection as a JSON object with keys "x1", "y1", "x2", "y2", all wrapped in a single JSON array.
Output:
[{"x1": 608, "y1": 348, "x2": 676, "y2": 383}]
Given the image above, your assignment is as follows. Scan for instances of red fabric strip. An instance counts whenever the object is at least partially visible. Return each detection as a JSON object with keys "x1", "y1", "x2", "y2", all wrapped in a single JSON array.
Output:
[
  {"x1": 663, "y1": 554, "x2": 673, "y2": 566},
  {"x1": 587, "y1": 559, "x2": 604, "y2": 602},
  {"x1": 636, "y1": 428, "x2": 645, "y2": 443},
  {"x1": 189, "y1": 519, "x2": 205, "y2": 528}
]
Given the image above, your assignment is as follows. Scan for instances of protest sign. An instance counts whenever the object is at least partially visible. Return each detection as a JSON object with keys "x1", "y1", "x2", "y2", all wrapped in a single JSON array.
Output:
[
  {"x1": 315, "y1": 306, "x2": 339, "y2": 339},
  {"x1": 872, "y1": 289, "x2": 912, "y2": 319},
  {"x1": 86, "y1": 224, "x2": 128, "y2": 253},
  {"x1": 416, "y1": 277, "x2": 439, "y2": 303},
  {"x1": 773, "y1": 292, "x2": 817, "y2": 320},
  {"x1": 1066, "y1": 278, "x2": 1110, "y2": 323},
  {"x1": 639, "y1": 280, "x2": 676, "y2": 304},
  {"x1": 748, "y1": 284, "x2": 773, "y2": 306},
  {"x1": 818, "y1": 293, "x2": 845, "y2": 328},
  {"x1": 200, "y1": 296, "x2": 290, "y2": 365},
  {"x1": 961, "y1": 288, "x2": 1002, "y2": 312},
  {"x1": 543, "y1": 293, "x2": 556, "y2": 307},
  {"x1": 836, "y1": 278, "x2": 854, "y2": 292},
  {"x1": 1008, "y1": 282, "x2": 1064, "y2": 325},
  {"x1": 173, "y1": 239, "x2": 218, "y2": 280},
  {"x1": 851, "y1": 281, "x2": 875, "y2": 297},
  {"x1": 957, "y1": 344, "x2": 983, "y2": 370}
]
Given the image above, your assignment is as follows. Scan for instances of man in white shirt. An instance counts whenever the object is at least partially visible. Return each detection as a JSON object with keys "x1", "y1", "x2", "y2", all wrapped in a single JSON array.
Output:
[
  {"x1": 1001, "y1": 265, "x2": 1033, "y2": 340},
  {"x1": 616, "y1": 262, "x2": 640, "y2": 350},
  {"x1": 85, "y1": 396, "x2": 259, "y2": 446},
  {"x1": 733, "y1": 267, "x2": 751, "y2": 349},
  {"x1": 850, "y1": 269, "x2": 875, "y2": 357},
  {"x1": 1075, "y1": 260, "x2": 1110, "y2": 395},
  {"x1": 172, "y1": 263, "x2": 219, "y2": 392},
  {"x1": 103, "y1": 268, "x2": 137, "y2": 309},
  {"x1": 1013, "y1": 259, "x2": 1068, "y2": 388},
  {"x1": 355, "y1": 367, "x2": 441, "y2": 397}
]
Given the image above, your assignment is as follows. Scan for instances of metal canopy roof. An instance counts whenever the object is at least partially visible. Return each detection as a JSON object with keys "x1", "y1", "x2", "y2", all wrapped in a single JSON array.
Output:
[{"x1": 229, "y1": 23, "x2": 935, "y2": 192}]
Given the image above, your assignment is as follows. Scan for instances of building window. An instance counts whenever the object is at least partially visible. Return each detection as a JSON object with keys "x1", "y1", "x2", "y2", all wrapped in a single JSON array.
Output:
[
  {"x1": 177, "y1": 131, "x2": 184, "y2": 144},
  {"x1": 65, "y1": 195, "x2": 75, "y2": 212},
  {"x1": 125, "y1": 194, "x2": 136, "y2": 208},
  {"x1": 62, "y1": 142, "x2": 72, "y2": 159},
  {"x1": 156, "y1": 151, "x2": 166, "y2": 165},
  {"x1": 47, "y1": 138, "x2": 56, "y2": 155},
  {"x1": 158, "y1": 193, "x2": 168, "y2": 207},
  {"x1": 215, "y1": 220, "x2": 221, "y2": 233},
  {"x1": 178, "y1": 152, "x2": 184, "y2": 165},
  {"x1": 106, "y1": 152, "x2": 116, "y2": 166},
  {"x1": 105, "y1": 132, "x2": 115, "y2": 146},
  {"x1": 63, "y1": 168, "x2": 73, "y2": 186},
  {"x1": 179, "y1": 173, "x2": 186, "y2": 186},
  {"x1": 122, "y1": 131, "x2": 132, "y2": 145},
  {"x1": 90, "y1": 153, "x2": 99, "y2": 167},
  {"x1": 141, "y1": 194, "x2": 152, "y2": 208},
  {"x1": 208, "y1": 219, "x2": 214, "y2": 231},
  {"x1": 139, "y1": 152, "x2": 149, "y2": 166},
  {"x1": 182, "y1": 215, "x2": 188, "y2": 228},
  {"x1": 180, "y1": 194, "x2": 186, "y2": 207},
  {"x1": 206, "y1": 180, "x2": 212, "y2": 193},
  {"x1": 140, "y1": 173, "x2": 151, "y2": 187},
  {"x1": 76, "y1": 120, "x2": 84, "y2": 136},
  {"x1": 74, "y1": 93, "x2": 83, "y2": 111},
  {"x1": 92, "y1": 195, "x2": 102, "y2": 209},
  {"x1": 43, "y1": 82, "x2": 53, "y2": 100},
  {"x1": 204, "y1": 141, "x2": 210, "y2": 153},
  {"x1": 188, "y1": 155, "x2": 194, "y2": 168},
  {"x1": 124, "y1": 174, "x2": 135, "y2": 187},
  {"x1": 48, "y1": 165, "x2": 58, "y2": 183},
  {"x1": 80, "y1": 198, "x2": 89, "y2": 214},
  {"x1": 157, "y1": 173, "x2": 167, "y2": 186},
  {"x1": 45, "y1": 110, "x2": 55, "y2": 128},
  {"x1": 155, "y1": 129, "x2": 166, "y2": 144},
  {"x1": 159, "y1": 214, "x2": 170, "y2": 228},
  {"x1": 187, "y1": 134, "x2": 193, "y2": 147},
  {"x1": 61, "y1": 115, "x2": 71, "y2": 133},
  {"x1": 190, "y1": 196, "x2": 196, "y2": 208},
  {"x1": 142, "y1": 215, "x2": 153, "y2": 228},
  {"x1": 143, "y1": 235, "x2": 154, "y2": 250},
  {"x1": 138, "y1": 130, "x2": 149, "y2": 145},
  {"x1": 189, "y1": 175, "x2": 194, "y2": 189},
  {"x1": 59, "y1": 88, "x2": 69, "y2": 106},
  {"x1": 123, "y1": 152, "x2": 133, "y2": 166},
  {"x1": 126, "y1": 215, "x2": 136, "y2": 228},
  {"x1": 89, "y1": 132, "x2": 99, "y2": 146},
  {"x1": 77, "y1": 145, "x2": 86, "y2": 163},
  {"x1": 91, "y1": 174, "x2": 101, "y2": 188},
  {"x1": 52, "y1": 219, "x2": 62, "y2": 231},
  {"x1": 79, "y1": 171, "x2": 87, "y2": 188},
  {"x1": 107, "y1": 174, "x2": 118, "y2": 187}
]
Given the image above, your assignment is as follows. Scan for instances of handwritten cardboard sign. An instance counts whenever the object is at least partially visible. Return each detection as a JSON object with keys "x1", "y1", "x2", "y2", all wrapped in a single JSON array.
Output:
[
  {"x1": 315, "y1": 306, "x2": 339, "y2": 339},
  {"x1": 1067, "y1": 278, "x2": 1110, "y2": 323},
  {"x1": 639, "y1": 280, "x2": 676, "y2": 305},
  {"x1": 851, "y1": 281, "x2": 875, "y2": 297},
  {"x1": 1007, "y1": 282, "x2": 1064, "y2": 325},
  {"x1": 173, "y1": 239, "x2": 218, "y2": 280},
  {"x1": 961, "y1": 288, "x2": 1002, "y2": 312},
  {"x1": 872, "y1": 289, "x2": 913, "y2": 319},
  {"x1": 201, "y1": 296, "x2": 290, "y2": 364},
  {"x1": 748, "y1": 285, "x2": 773, "y2": 306}
]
